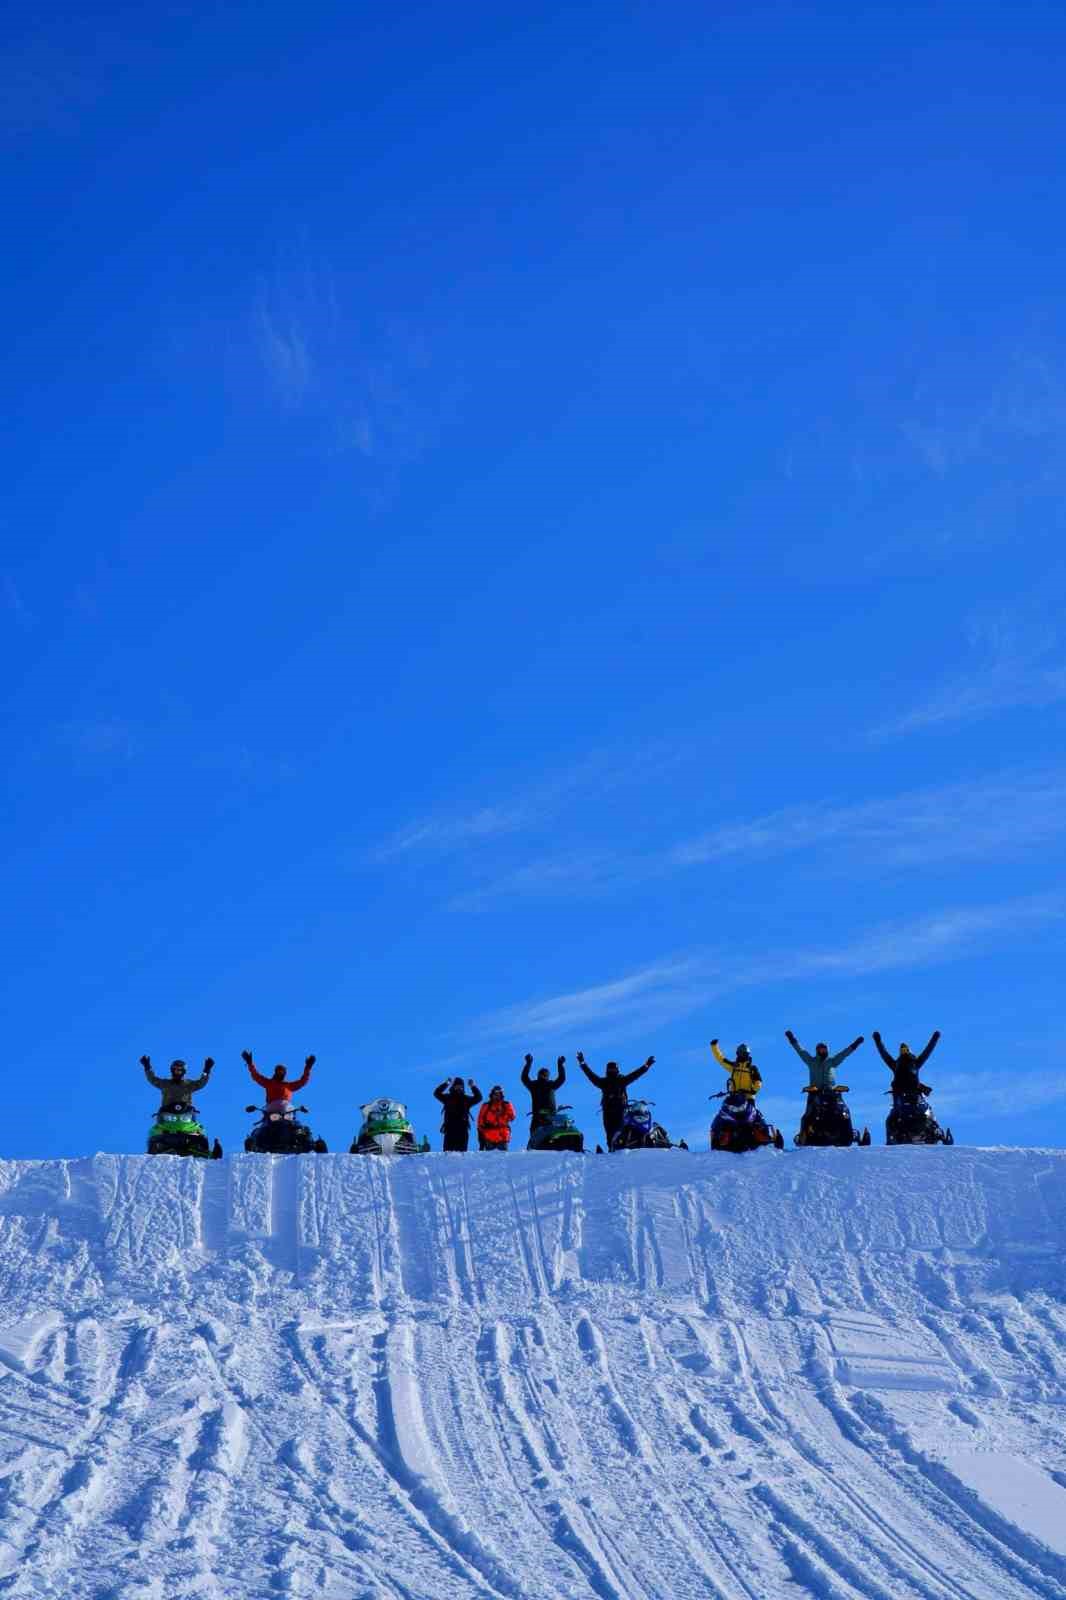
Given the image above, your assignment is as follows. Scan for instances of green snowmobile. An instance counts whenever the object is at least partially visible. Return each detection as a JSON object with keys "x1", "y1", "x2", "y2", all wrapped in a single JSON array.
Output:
[{"x1": 147, "y1": 1106, "x2": 222, "y2": 1159}]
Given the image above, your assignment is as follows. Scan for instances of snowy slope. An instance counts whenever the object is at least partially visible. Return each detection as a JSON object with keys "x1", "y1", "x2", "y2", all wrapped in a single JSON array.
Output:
[{"x1": 1, "y1": 1148, "x2": 1066, "y2": 1600}]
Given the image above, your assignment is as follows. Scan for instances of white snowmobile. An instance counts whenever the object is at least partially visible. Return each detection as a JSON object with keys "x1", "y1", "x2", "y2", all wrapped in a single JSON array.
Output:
[{"x1": 350, "y1": 1098, "x2": 427, "y2": 1155}]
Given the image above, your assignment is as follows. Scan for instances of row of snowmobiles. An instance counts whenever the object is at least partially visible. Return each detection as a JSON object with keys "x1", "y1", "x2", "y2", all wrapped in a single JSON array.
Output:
[
  {"x1": 147, "y1": 1097, "x2": 429, "y2": 1160},
  {"x1": 709, "y1": 1085, "x2": 953, "y2": 1152},
  {"x1": 147, "y1": 1087, "x2": 952, "y2": 1163}
]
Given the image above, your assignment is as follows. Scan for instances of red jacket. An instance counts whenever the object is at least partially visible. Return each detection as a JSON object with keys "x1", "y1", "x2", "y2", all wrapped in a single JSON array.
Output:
[
  {"x1": 477, "y1": 1098, "x2": 516, "y2": 1146},
  {"x1": 248, "y1": 1062, "x2": 311, "y2": 1105}
]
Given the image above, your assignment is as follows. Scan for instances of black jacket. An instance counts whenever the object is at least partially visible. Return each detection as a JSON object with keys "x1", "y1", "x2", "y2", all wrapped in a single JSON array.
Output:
[
  {"x1": 520, "y1": 1062, "x2": 565, "y2": 1119},
  {"x1": 578, "y1": 1059, "x2": 650, "y2": 1109},
  {"x1": 873, "y1": 1031, "x2": 939, "y2": 1094},
  {"x1": 433, "y1": 1081, "x2": 482, "y2": 1129}
]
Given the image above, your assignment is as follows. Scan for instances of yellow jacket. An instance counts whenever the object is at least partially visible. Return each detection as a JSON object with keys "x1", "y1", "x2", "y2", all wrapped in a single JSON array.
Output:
[{"x1": 712, "y1": 1041, "x2": 762, "y2": 1097}]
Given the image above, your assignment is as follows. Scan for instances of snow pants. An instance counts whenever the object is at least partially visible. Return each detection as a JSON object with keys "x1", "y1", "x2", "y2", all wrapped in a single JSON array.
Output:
[{"x1": 442, "y1": 1127, "x2": 470, "y2": 1152}]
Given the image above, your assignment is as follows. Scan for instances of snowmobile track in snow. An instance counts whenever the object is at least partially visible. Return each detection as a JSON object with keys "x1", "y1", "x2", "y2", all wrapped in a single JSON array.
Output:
[{"x1": 0, "y1": 1148, "x2": 1065, "y2": 1598}]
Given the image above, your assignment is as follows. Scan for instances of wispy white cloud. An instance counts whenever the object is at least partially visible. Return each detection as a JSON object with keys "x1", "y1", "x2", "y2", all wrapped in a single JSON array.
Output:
[
  {"x1": 369, "y1": 741, "x2": 682, "y2": 865},
  {"x1": 253, "y1": 300, "x2": 313, "y2": 409},
  {"x1": 469, "y1": 895, "x2": 1065, "y2": 1043},
  {"x1": 447, "y1": 767, "x2": 1066, "y2": 910},
  {"x1": 931, "y1": 1067, "x2": 1066, "y2": 1120},
  {"x1": 370, "y1": 804, "x2": 539, "y2": 863},
  {"x1": 57, "y1": 718, "x2": 135, "y2": 766},
  {"x1": 674, "y1": 768, "x2": 1066, "y2": 870},
  {"x1": 873, "y1": 617, "x2": 1066, "y2": 740}
]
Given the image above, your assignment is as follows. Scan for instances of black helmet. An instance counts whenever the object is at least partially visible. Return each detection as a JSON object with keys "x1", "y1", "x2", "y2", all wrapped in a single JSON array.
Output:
[
  {"x1": 272, "y1": 1064, "x2": 287, "y2": 1080},
  {"x1": 606, "y1": 1061, "x2": 620, "y2": 1075},
  {"x1": 537, "y1": 1067, "x2": 550, "y2": 1079},
  {"x1": 490, "y1": 1084, "x2": 504, "y2": 1098},
  {"x1": 169, "y1": 1060, "x2": 187, "y2": 1079},
  {"x1": 815, "y1": 1043, "x2": 829, "y2": 1057},
  {"x1": 735, "y1": 1043, "x2": 751, "y2": 1062}
]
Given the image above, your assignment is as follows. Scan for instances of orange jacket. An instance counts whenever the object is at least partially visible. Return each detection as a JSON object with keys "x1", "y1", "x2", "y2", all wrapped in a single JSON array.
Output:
[
  {"x1": 248, "y1": 1062, "x2": 311, "y2": 1105},
  {"x1": 477, "y1": 1099, "x2": 516, "y2": 1145}
]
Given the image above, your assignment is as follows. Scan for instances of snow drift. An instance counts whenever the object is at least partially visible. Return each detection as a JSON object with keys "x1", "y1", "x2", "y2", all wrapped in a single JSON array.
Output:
[{"x1": 1, "y1": 1147, "x2": 1065, "y2": 1599}]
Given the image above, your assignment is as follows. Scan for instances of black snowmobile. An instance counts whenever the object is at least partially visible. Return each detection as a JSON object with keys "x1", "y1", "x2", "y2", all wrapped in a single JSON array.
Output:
[
  {"x1": 885, "y1": 1092, "x2": 953, "y2": 1146},
  {"x1": 147, "y1": 1103, "x2": 222, "y2": 1159},
  {"x1": 710, "y1": 1092, "x2": 784, "y2": 1153},
  {"x1": 609, "y1": 1099, "x2": 688, "y2": 1152},
  {"x1": 795, "y1": 1087, "x2": 870, "y2": 1148},
  {"x1": 244, "y1": 1104, "x2": 328, "y2": 1154}
]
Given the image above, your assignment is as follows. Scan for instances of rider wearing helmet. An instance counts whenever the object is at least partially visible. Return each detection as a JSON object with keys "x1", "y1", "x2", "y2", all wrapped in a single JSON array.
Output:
[
  {"x1": 242, "y1": 1049, "x2": 315, "y2": 1106},
  {"x1": 711, "y1": 1040, "x2": 762, "y2": 1098},
  {"x1": 520, "y1": 1054, "x2": 566, "y2": 1144},
  {"x1": 576, "y1": 1052, "x2": 654, "y2": 1149},
  {"x1": 141, "y1": 1054, "x2": 214, "y2": 1110},
  {"x1": 477, "y1": 1085, "x2": 516, "y2": 1151},
  {"x1": 785, "y1": 1031, "x2": 864, "y2": 1092}
]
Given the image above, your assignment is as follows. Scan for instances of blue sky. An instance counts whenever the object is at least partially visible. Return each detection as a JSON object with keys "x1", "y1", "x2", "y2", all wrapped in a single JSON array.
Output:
[{"x1": 3, "y1": 0, "x2": 1065, "y2": 1158}]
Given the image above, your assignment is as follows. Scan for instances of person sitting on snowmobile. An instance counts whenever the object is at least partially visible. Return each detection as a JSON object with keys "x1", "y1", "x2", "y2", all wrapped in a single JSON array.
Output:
[
  {"x1": 872, "y1": 1030, "x2": 940, "y2": 1099},
  {"x1": 576, "y1": 1051, "x2": 654, "y2": 1149},
  {"x1": 520, "y1": 1054, "x2": 566, "y2": 1142},
  {"x1": 141, "y1": 1054, "x2": 214, "y2": 1110},
  {"x1": 433, "y1": 1077, "x2": 482, "y2": 1152},
  {"x1": 711, "y1": 1040, "x2": 762, "y2": 1098},
  {"x1": 785, "y1": 1031, "x2": 864, "y2": 1091},
  {"x1": 242, "y1": 1049, "x2": 315, "y2": 1107},
  {"x1": 477, "y1": 1085, "x2": 516, "y2": 1151}
]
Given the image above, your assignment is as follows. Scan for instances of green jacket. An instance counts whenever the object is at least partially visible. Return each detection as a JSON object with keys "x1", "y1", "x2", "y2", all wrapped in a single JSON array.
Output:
[
  {"x1": 144, "y1": 1062, "x2": 212, "y2": 1110},
  {"x1": 785, "y1": 1033, "x2": 862, "y2": 1092}
]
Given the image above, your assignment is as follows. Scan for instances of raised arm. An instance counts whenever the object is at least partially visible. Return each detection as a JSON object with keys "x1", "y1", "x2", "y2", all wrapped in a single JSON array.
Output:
[
  {"x1": 576, "y1": 1053, "x2": 604, "y2": 1090},
  {"x1": 520, "y1": 1054, "x2": 534, "y2": 1091},
  {"x1": 550, "y1": 1056, "x2": 566, "y2": 1089},
  {"x1": 710, "y1": 1040, "x2": 734, "y2": 1070},
  {"x1": 468, "y1": 1081, "x2": 482, "y2": 1106},
  {"x1": 784, "y1": 1031, "x2": 814, "y2": 1067},
  {"x1": 289, "y1": 1054, "x2": 315, "y2": 1094},
  {"x1": 621, "y1": 1056, "x2": 654, "y2": 1088},
  {"x1": 242, "y1": 1049, "x2": 271, "y2": 1091},
  {"x1": 915, "y1": 1030, "x2": 941, "y2": 1068},
  {"x1": 184, "y1": 1057, "x2": 215, "y2": 1094},
  {"x1": 433, "y1": 1081, "x2": 450, "y2": 1104},
  {"x1": 828, "y1": 1036, "x2": 864, "y2": 1069},
  {"x1": 140, "y1": 1055, "x2": 164, "y2": 1089},
  {"x1": 871, "y1": 1031, "x2": 894, "y2": 1068}
]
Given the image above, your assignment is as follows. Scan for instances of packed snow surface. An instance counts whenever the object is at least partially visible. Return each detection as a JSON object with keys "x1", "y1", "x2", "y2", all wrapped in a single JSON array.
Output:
[{"x1": 1, "y1": 1147, "x2": 1065, "y2": 1599}]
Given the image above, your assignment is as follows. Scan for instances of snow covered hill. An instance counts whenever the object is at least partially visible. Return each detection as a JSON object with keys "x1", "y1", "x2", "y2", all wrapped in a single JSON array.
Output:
[{"x1": 1, "y1": 1148, "x2": 1066, "y2": 1600}]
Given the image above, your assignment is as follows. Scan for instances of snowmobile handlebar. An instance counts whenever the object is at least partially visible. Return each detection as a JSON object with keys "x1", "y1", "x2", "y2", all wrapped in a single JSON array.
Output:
[{"x1": 245, "y1": 1104, "x2": 311, "y2": 1114}]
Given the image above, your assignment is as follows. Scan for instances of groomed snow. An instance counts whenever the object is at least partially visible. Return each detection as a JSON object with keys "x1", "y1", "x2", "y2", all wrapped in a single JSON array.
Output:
[{"x1": 0, "y1": 1147, "x2": 1065, "y2": 1599}]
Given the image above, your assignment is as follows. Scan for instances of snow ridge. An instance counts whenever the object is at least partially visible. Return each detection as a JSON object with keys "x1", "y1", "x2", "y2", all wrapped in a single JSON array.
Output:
[{"x1": 0, "y1": 1148, "x2": 1065, "y2": 1599}]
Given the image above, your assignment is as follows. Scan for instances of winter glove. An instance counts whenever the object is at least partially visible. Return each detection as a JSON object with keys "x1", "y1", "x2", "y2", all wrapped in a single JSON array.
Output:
[
  {"x1": 576, "y1": 1051, "x2": 587, "y2": 1065},
  {"x1": 785, "y1": 1030, "x2": 796, "y2": 1042},
  {"x1": 644, "y1": 1055, "x2": 655, "y2": 1067},
  {"x1": 556, "y1": 1055, "x2": 566, "y2": 1069},
  {"x1": 203, "y1": 1057, "x2": 214, "y2": 1073},
  {"x1": 140, "y1": 1055, "x2": 151, "y2": 1069},
  {"x1": 523, "y1": 1053, "x2": 533, "y2": 1068},
  {"x1": 241, "y1": 1050, "x2": 254, "y2": 1065},
  {"x1": 304, "y1": 1054, "x2": 316, "y2": 1070}
]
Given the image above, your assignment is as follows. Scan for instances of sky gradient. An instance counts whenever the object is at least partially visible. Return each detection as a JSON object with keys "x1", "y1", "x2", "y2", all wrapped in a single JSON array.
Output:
[{"x1": 3, "y1": 0, "x2": 1065, "y2": 1158}]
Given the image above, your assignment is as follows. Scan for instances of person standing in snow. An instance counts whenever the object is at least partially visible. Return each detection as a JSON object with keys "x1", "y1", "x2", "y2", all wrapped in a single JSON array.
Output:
[
  {"x1": 141, "y1": 1054, "x2": 214, "y2": 1110},
  {"x1": 477, "y1": 1085, "x2": 516, "y2": 1151},
  {"x1": 433, "y1": 1077, "x2": 482, "y2": 1152},
  {"x1": 242, "y1": 1049, "x2": 315, "y2": 1106},
  {"x1": 711, "y1": 1039, "x2": 762, "y2": 1098},
  {"x1": 520, "y1": 1054, "x2": 566, "y2": 1146},
  {"x1": 872, "y1": 1031, "x2": 940, "y2": 1100},
  {"x1": 576, "y1": 1051, "x2": 654, "y2": 1150}
]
